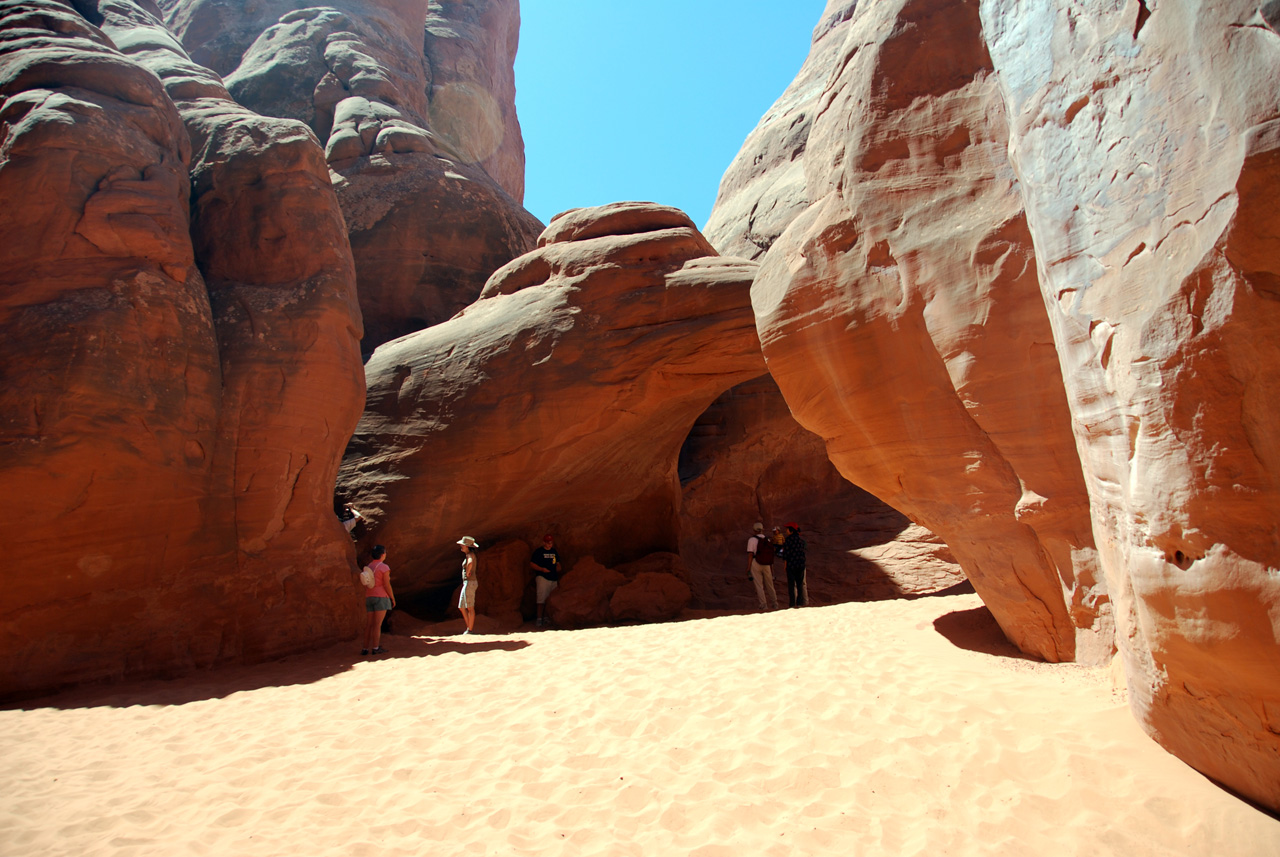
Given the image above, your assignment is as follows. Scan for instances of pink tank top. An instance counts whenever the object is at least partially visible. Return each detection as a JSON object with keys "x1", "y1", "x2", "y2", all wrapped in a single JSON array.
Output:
[{"x1": 367, "y1": 561, "x2": 390, "y2": 598}]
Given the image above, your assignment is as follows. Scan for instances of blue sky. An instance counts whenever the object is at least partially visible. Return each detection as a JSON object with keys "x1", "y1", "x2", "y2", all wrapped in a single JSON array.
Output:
[{"x1": 514, "y1": 2, "x2": 824, "y2": 230}]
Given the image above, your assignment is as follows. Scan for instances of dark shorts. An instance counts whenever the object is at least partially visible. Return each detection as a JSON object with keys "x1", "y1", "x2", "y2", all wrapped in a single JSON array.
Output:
[{"x1": 365, "y1": 596, "x2": 393, "y2": 612}]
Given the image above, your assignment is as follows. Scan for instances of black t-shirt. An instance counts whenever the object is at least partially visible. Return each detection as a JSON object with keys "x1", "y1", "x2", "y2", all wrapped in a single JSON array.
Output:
[{"x1": 532, "y1": 547, "x2": 561, "y2": 580}]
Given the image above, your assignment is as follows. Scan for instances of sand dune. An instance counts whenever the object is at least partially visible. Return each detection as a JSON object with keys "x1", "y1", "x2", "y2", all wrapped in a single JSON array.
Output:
[{"x1": 2, "y1": 593, "x2": 1277, "y2": 856}]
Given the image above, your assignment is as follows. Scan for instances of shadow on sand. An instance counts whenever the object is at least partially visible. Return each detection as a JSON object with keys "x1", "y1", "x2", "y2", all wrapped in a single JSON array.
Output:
[
  {"x1": 932, "y1": 603, "x2": 1041, "y2": 661},
  {"x1": 4, "y1": 635, "x2": 529, "y2": 712}
]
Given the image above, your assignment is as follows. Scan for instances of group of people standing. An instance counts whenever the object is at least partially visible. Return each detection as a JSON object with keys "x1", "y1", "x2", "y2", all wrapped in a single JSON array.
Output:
[
  {"x1": 746, "y1": 521, "x2": 808, "y2": 610},
  {"x1": 352, "y1": 516, "x2": 807, "y2": 656},
  {"x1": 355, "y1": 531, "x2": 564, "y2": 654},
  {"x1": 449, "y1": 533, "x2": 564, "y2": 633}
]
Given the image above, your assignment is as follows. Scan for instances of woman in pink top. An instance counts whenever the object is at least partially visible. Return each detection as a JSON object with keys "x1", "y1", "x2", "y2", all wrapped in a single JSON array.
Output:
[{"x1": 363, "y1": 544, "x2": 395, "y2": 655}]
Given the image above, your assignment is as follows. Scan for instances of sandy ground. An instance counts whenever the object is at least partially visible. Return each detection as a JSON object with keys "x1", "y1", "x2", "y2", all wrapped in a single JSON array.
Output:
[{"x1": 2, "y1": 592, "x2": 1277, "y2": 856}]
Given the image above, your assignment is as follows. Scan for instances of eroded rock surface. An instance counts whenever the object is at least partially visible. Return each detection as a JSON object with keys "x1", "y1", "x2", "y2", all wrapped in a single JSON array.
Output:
[
  {"x1": 739, "y1": 0, "x2": 1108, "y2": 664},
  {"x1": 1, "y1": 0, "x2": 363, "y2": 697},
  {"x1": 338, "y1": 202, "x2": 767, "y2": 604},
  {"x1": 537, "y1": 552, "x2": 691, "y2": 629},
  {"x1": 163, "y1": 0, "x2": 542, "y2": 350},
  {"x1": 982, "y1": 0, "x2": 1280, "y2": 810}
]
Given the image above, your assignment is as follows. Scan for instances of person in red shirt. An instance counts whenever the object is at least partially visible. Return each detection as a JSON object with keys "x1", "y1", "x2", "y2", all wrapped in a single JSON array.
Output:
[{"x1": 362, "y1": 544, "x2": 395, "y2": 655}]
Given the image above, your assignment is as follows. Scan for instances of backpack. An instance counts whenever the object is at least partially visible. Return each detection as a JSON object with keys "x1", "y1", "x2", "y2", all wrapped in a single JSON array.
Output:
[
  {"x1": 753, "y1": 537, "x2": 775, "y2": 565},
  {"x1": 359, "y1": 565, "x2": 376, "y2": 589}
]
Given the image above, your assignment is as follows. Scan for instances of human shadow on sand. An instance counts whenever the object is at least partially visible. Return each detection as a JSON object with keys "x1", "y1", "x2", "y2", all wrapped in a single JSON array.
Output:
[
  {"x1": 932, "y1": 603, "x2": 1041, "y2": 661},
  {"x1": 5, "y1": 635, "x2": 529, "y2": 711}
]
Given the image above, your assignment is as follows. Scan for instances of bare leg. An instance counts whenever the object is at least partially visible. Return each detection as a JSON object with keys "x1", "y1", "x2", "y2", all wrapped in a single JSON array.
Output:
[{"x1": 368, "y1": 610, "x2": 387, "y2": 650}]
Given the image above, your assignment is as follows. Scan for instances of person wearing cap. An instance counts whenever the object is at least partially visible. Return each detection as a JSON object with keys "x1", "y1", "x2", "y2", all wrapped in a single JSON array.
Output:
[
  {"x1": 457, "y1": 536, "x2": 479, "y2": 635},
  {"x1": 530, "y1": 534, "x2": 562, "y2": 627},
  {"x1": 780, "y1": 523, "x2": 808, "y2": 607},
  {"x1": 746, "y1": 522, "x2": 779, "y2": 610}
]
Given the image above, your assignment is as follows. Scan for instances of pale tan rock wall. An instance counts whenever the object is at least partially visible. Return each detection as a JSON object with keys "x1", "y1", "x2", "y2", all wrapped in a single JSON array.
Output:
[
  {"x1": 714, "y1": 0, "x2": 1280, "y2": 811},
  {"x1": 981, "y1": 0, "x2": 1280, "y2": 811}
]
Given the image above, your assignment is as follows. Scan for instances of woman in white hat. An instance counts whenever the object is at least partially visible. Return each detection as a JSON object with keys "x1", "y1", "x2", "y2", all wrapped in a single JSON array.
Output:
[{"x1": 457, "y1": 536, "x2": 479, "y2": 635}]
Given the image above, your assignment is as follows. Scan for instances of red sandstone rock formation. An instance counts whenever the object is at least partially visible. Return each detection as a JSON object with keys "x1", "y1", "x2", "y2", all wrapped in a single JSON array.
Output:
[
  {"x1": 163, "y1": 0, "x2": 542, "y2": 350},
  {"x1": 736, "y1": 0, "x2": 1109, "y2": 665},
  {"x1": 338, "y1": 203, "x2": 767, "y2": 610},
  {"x1": 0, "y1": 0, "x2": 363, "y2": 698},
  {"x1": 607, "y1": 569, "x2": 692, "y2": 624},
  {"x1": 94, "y1": 0, "x2": 366, "y2": 593},
  {"x1": 545, "y1": 559, "x2": 625, "y2": 629},
  {"x1": 982, "y1": 0, "x2": 1280, "y2": 811},
  {"x1": 464, "y1": 552, "x2": 695, "y2": 631},
  {"x1": 466, "y1": 538, "x2": 530, "y2": 630},
  {"x1": 679, "y1": 376, "x2": 964, "y2": 609}
]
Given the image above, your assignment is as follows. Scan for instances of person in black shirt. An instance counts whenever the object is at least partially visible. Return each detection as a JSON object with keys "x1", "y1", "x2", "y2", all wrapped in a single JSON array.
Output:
[
  {"x1": 530, "y1": 534, "x2": 562, "y2": 627},
  {"x1": 781, "y1": 523, "x2": 808, "y2": 607}
]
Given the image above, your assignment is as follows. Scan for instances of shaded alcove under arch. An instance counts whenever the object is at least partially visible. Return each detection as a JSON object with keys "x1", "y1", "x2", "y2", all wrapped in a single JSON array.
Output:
[{"x1": 676, "y1": 375, "x2": 966, "y2": 610}]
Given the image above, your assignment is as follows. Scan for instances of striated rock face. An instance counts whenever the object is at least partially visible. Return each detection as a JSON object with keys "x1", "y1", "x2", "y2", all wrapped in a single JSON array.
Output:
[
  {"x1": 163, "y1": 0, "x2": 542, "y2": 351},
  {"x1": 678, "y1": 376, "x2": 965, "y2": 609},
  {"x1": 338, "y1": 202, "x2": 767, "y2": 604},
  {"x1": 982, "y1": 0, "x2": 1280, "y2": 811},
  {"x1": 739, "y1": 0, "x2": 1108, "y2": 665},
  {"x1": 422, "y1": 0, "x2": 526, "y2": 201},
  {"x1": 0, "y1": 0, "x2": 364, "y2": 697},
  {"x1": 90, "y1": 0, "x2": 367, "y2": 609}
]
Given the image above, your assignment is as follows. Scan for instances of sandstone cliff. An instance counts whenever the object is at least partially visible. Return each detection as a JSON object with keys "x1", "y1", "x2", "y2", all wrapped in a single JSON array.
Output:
[
  {"x1": 0, "y1": 0, "x2": 364, "y2": 697},
  {"x1": 727, "y1": 0, "x2": 1109, "y2": 666},
  {"x1": 981, "y1": 0, "x2": 1280, "y2": 813},
  {"x1": 162, "y1": 0, "x2": 543, "y2": 351},
  {"x1": 714, "y1": 0, "x2": 1280, "y2": 810}
]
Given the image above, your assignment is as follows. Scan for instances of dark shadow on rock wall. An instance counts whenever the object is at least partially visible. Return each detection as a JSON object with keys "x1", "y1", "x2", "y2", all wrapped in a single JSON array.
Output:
[{"x1": 678, "y1": 377, "x2": 967, "y2": 609}]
